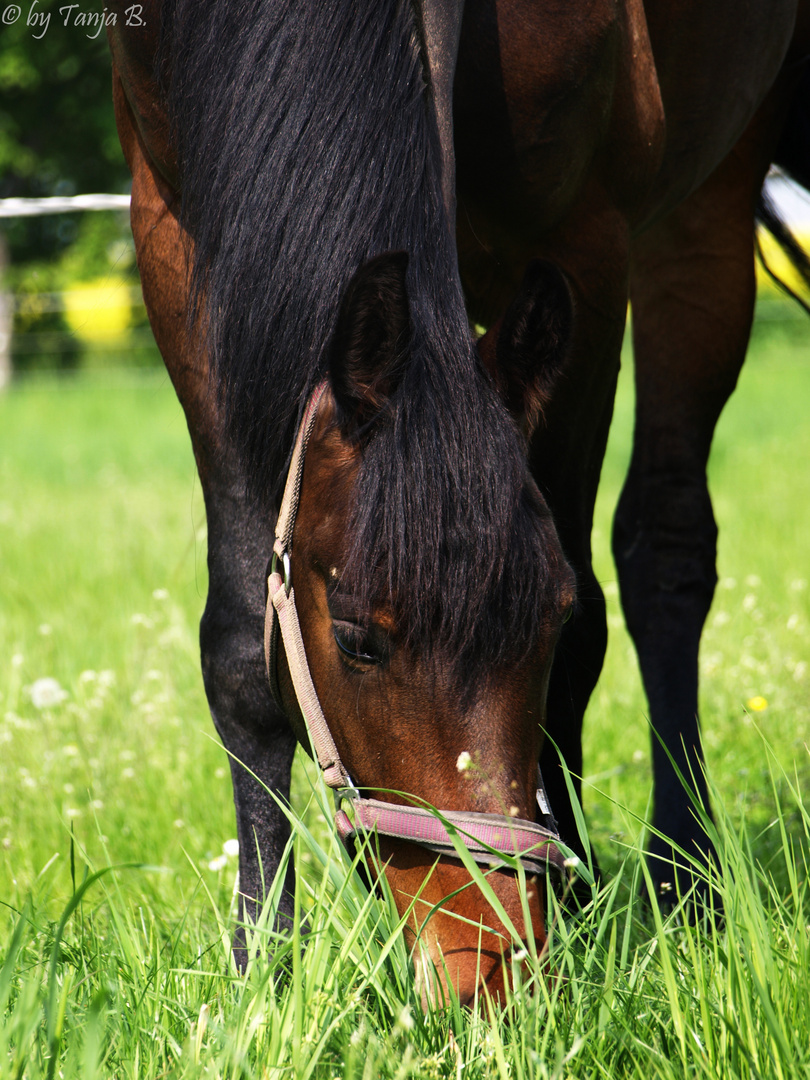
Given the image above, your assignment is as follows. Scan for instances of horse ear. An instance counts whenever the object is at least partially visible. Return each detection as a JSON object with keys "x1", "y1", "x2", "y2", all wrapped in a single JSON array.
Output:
[
  {"x1": 329, "y1": 251, "x2": 410, "y2": 435},
  {"x1": 491, "y1": 259, "x2": 573, "y2": 436}
]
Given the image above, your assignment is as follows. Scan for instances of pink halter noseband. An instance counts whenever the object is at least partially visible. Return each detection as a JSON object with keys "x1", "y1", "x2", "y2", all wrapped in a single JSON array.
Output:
[{"x1": 264, "y1": 380, "x2": 566, "y2": 878}]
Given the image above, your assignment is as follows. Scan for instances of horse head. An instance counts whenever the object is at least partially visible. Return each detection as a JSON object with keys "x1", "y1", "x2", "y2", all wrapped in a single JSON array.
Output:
[{"x1": 269, "y1": 251, "x2": 576, "y2": 1005}]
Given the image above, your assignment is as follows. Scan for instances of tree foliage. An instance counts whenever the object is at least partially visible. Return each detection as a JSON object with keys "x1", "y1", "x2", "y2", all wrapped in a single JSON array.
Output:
[{"x1": 0, "y1": 0, "x2": 129, "y2": 264}]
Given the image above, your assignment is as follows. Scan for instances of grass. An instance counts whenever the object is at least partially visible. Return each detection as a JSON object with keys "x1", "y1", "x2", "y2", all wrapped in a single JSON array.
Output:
[{"x1": 1, "y1": 303, "x2": 809, "y2": 1076}]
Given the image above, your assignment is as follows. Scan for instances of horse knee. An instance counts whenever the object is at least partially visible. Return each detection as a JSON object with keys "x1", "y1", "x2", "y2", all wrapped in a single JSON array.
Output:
[
  {"x1": 613, "y1": 467, "x2": 718, "y2": 644},
  {"x1": 199, "y1": 603, "x2": 270, "y2": 733}
]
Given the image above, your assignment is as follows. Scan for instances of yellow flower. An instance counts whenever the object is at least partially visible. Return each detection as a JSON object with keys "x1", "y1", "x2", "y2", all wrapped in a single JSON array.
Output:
[{"x1": 746, "y1": 695, "x2": 768, "y2": 712}]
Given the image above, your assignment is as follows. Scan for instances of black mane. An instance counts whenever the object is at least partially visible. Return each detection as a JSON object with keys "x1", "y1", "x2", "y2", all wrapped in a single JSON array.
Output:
[{"x1": 160, "y1": 0, "x2": 567, "y2": 683}]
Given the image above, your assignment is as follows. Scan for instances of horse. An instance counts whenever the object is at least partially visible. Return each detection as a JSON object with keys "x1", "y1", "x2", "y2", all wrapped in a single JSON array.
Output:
[{"x1": 107, "y1": 0, "x2": 810, "y2": 1004}]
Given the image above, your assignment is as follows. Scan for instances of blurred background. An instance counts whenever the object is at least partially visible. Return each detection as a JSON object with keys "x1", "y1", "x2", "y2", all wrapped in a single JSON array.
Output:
[{"x1": 0, "y1": 0, "x2": 158, "y2": 382}]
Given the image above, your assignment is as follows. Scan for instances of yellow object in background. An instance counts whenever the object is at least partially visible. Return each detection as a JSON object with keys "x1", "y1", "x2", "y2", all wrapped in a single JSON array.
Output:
[
  {"x1": 62, "y1": 278, "x2": 133, "y2": 341},
  {"x1": 756, "y1": 229, "x2": 810, "y2": 296}
]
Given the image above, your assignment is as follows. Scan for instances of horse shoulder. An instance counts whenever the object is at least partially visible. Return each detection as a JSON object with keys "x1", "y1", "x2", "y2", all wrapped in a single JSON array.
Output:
[
  {"x1": 111, "y1": 55, "x2": 218, "y2": 466},
  {"x1": 106, "y1": 0, "x2": 179, "y2": 191}
]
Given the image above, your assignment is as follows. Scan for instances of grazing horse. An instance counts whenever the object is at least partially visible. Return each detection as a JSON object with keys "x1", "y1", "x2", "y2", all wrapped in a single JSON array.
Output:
[{"x1": 108, "y1": 0, "x2": 809, "y2": 1003}]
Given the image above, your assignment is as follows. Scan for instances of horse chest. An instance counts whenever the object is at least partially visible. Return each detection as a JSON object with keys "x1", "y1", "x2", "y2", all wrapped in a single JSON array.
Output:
[
  {"x1": 636, "y1": 0, "x2": 798, "y2": 224},
  {"x1": 455, "y1": 0, "x2": 665, "y2": 234}
]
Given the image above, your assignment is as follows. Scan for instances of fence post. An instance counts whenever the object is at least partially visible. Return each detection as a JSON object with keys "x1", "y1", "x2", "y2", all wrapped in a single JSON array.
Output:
[{"x1": 0, "y1": 231, "x2": 10, "y2": 389}]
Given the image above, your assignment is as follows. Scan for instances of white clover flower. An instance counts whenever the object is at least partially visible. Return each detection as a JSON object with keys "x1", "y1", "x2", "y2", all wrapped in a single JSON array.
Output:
[
  {"x1": 223, "y1": 838, "x2": 239, "y2": 858},
  {"x1": 397, "y1": 1006, "x2": 414, "y2": 1032},
  {"x1": 456, "y1": 751, "x2": 472, "y2": 773},
  {"x1": 30, "y1": 678, "x2": 68, "y2": 709},
  {"x1": 563, "y1": 855, "x2": 581, "y2": 870},
  {"x1": 208, "y1": 855, "x2": 227, "y2": 872},
  {"x1": 152, "y1": 588, "x2": 169, "y2": 601},
  {"x1": 79, "y1": 670, "x2": 98, "y2": 684},
  {"x1": 98, "y1": 670, "x2": 116, "y2": 687}
]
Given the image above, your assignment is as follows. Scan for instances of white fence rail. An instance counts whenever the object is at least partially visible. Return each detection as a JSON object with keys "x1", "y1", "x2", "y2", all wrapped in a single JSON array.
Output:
[{"x1": 0, "y1": 194, "x2": 131, "y2": 218}]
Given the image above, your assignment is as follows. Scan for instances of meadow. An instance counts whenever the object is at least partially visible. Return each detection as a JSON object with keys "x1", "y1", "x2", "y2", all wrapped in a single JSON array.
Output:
[{"x1": 0, "y1": 302, "x2": 809, "y2": 1077}]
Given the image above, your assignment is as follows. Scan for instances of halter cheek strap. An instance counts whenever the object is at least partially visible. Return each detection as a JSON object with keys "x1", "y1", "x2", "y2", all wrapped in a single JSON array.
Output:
[{"x1": 264, "y1": 380, "x2": 566, "y2": 878}]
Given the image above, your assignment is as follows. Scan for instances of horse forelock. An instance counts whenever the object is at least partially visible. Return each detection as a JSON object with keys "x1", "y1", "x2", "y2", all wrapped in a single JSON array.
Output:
[{"x1": 338, "y1": 315, "x2": 569, "y2": 691}]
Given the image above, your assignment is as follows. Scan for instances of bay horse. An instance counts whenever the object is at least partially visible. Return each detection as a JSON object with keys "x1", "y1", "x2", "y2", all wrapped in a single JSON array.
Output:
[{"x1": 107, "y1": 0, "x2": 810, "y2": 1004}]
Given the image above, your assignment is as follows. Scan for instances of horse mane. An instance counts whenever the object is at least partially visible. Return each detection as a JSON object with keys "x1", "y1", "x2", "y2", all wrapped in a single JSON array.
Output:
[{"x1": 159, "y1": 0, "x2": 568, "y2": 684}]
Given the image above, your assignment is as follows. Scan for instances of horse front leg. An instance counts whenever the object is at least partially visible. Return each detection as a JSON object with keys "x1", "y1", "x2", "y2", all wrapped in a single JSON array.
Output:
[
  {"x1": 617, "y1": 107, "x2": 782, "y2": 905},
  {"x1": 113, "y1": 70, "x2": 299, "y2": 962},
  {"x1": 201, "y1": 472, "x2": 299, "y2": 958}
]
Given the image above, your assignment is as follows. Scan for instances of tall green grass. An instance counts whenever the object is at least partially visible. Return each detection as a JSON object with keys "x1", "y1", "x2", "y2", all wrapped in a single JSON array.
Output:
[
  {"x1": 1, "y1": 307, "x2": 809, "y2": 1075},
  {"x1": 2, "y1": 755, "x2": 808, "y2": 1077}
]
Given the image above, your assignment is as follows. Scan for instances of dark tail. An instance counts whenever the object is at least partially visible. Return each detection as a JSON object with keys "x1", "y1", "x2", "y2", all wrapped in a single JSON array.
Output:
[{"x1": 756, "y1": 62, "x2": 810, "y2": 313}]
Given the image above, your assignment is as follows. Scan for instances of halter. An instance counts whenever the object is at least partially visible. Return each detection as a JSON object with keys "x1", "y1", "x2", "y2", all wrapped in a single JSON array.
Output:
[{"x1": 264, "y1": 380, "x2": 566, "y2": 878}]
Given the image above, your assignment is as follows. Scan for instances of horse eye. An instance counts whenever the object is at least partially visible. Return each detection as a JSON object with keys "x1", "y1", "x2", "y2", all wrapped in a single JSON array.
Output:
[{"x1": 333, "y1": 621, "x2": 381, "y2": 666}]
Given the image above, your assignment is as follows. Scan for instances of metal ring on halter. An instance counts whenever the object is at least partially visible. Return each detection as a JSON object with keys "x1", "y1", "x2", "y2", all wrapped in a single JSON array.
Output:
[
  {"x1": 335, "y1": 779, "x2": 361, "y2": 807},
  {"x1": 271, "y1": 550, "x2": 292, "y2": 596}
]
